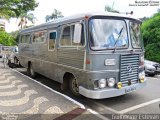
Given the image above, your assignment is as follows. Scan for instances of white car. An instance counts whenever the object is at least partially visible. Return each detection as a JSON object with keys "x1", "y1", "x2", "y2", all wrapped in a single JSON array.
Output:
[
  {"x1": 144, "y1": 60, "x2": 159, "y2": 76},
  {"x1": 7, "y1": 46, "x2": 20, "y2": 67}
]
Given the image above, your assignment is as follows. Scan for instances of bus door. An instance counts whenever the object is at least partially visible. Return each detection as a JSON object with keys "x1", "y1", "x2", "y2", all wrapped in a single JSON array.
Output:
[
  {"x1": 31, "y1": 31, "x2": 48, "y2": 73},
  {"x1": 44, "y1": 30, "x2": 58, "y2": 80}
]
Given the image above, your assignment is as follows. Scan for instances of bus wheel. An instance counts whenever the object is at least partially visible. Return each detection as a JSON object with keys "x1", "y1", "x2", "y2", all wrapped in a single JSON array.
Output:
[
  {"x1": 69, "y1": 77, "x2": 80, "y2": 96},
  {"x1": 14, "y1": 57, "x2": 18, "y2": 64},
  {"x1": 27, "y1": 63, "x2": 36, "y2": 78},
  {"x1": 7, "y1": 60, "x2": 12, "y2": 68}
]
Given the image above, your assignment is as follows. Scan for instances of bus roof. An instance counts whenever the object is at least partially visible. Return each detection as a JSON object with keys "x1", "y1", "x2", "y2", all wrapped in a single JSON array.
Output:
[{"x1": 19, "y1": 12, "x2": 141, "y2": 34}]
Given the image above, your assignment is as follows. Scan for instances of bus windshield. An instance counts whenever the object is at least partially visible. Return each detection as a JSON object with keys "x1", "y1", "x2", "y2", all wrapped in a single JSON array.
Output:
[
  {"x1": 130, "y1": 21, "x2": 142, "y2": 48},
  {"x1": 89, "y1": 19, "x2": 128, "y2": 50}
]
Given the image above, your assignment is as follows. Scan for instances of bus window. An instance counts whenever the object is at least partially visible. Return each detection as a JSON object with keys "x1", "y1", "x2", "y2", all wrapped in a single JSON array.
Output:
[
  {"x1": 33, "y1": 31, "x2": 47, "y2": 43},
  {"x1": 21, "y1": 35, "x2": 26, "y2": 43},
  {"x1": 61, "y1": 23, "x2": 85, "y2": 47},
  {"x1": 49, "y1": 31, "x2": 56, "y2": 50},
  {"x1": 71, "y1": 24, "x2": 85, "y2": 46},
  {"x1": 61, "y1": 26, "x2": 71, "y2": 46},
  {"x1": 20, "y1": 34, "x2": 30, "y2": 43},
  {"x1": 25, "y1": 34, "x2": 30, "y2": 43}
]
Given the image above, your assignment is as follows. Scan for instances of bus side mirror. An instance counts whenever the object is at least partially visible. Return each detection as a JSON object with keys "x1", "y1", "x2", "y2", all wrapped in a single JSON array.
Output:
[{"x1": 73, "y1": 23, "x2": 82, "y2": 43}]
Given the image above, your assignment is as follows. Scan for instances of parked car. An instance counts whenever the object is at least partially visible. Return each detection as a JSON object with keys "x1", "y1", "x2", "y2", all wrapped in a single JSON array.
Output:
[
  {"x1": 153, "y1": 63, "x2": 160, "y2": 75},
  {"x1": 144, "y1": 60, "x2": 160, "y2": 76},
  {"x1": 7, "y1": 46, "x2": 20, "y2": 67},
  {"x1": 0, "y1": 44, "x2": 4, "y2": 58}
]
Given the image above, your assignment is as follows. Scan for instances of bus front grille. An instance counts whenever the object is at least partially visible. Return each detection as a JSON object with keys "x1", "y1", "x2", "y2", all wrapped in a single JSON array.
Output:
[{"x1": 120, "y1": 54, "x2": 139, "y2": 87}]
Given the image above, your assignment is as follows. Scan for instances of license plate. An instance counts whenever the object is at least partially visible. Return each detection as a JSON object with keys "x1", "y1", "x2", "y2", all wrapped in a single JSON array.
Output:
[{"x1": 125, "y1": 87, "x2": 136, "y2": 93}]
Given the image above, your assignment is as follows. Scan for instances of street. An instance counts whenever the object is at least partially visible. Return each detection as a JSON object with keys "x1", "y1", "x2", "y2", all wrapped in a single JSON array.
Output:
[{"x1": 0, "y1": 59, "x2": 160, "y2": 120}]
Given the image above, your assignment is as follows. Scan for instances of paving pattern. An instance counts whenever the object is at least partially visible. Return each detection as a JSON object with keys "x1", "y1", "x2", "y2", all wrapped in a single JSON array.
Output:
[{"x1": 0, "y1": 62, "x2": 82, "y2": 120}]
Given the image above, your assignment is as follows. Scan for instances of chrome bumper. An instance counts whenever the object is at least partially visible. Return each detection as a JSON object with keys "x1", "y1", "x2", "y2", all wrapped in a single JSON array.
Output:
[{"x1": 79, "y1": 81, "x2": 147, "y2": 99}]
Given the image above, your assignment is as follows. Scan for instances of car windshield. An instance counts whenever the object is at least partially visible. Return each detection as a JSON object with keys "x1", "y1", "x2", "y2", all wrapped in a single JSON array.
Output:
[
  {"x1": 89, "y1": 19, "x2": 128, "y2": 50},
  {"x1": 130, "y1": 21, "x2": 142, "y2": 48}
]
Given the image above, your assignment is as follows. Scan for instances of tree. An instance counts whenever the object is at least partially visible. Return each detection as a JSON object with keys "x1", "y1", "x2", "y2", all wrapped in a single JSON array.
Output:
[
  {"x1": 10, "y1": 30, "x2": 19, "y2": 43},
  {"x1": 139, "y1": 17, "x2": 149, "y2": 22},
  {"x1": 0, "y1": 0, "x2": 38, "y2": 19},
  {"x1": 145, "y1": 43, "x2": 160, "y2": 63},
  {"x1": 141, "y1": 12, "x2": 160, "y2": 63},
  {"x1": 18, "y1": 13, "x2": 36, "y2": 28},
  {"x1": 0, "y1": 29, "x2": 16, "y2": 46},
  {"x1": 105, "y1": 5, "x2": 119, "y2": 13},
  {"x1": 45, "y1": 9, "x2": 64, "y2": 22}
]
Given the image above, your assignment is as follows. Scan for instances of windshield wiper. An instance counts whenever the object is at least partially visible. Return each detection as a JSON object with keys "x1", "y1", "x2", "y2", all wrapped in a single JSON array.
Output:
[{"x1": 113, "y1": 27, "x2": 124, "y2": 53}]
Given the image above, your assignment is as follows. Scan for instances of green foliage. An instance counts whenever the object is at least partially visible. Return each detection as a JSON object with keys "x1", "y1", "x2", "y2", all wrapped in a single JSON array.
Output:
[
  {"x1": 0, "y1": 30, "x2": 16, "y2": 46},
  {"x1": 45, "y1": 9, "x2": 63, "y2": 22},
  {"x1": 141, "y1": 12, "x2": 160, "y2": 63},
  {"x1": 0, "y1": 0, "x2": 38, "y2": 19},
  {"x1": 10, "y1": 30, "x2": 19, "y2": 43},
  {"x1": 145, "y1": 43, "x2": 160, "y2": 63},
  {"x1": 18, "y1": 13, "x2": 36, "y2": 28},
  {"x1": 104, "y1": 5, "x2": 119, "y2": 13}
]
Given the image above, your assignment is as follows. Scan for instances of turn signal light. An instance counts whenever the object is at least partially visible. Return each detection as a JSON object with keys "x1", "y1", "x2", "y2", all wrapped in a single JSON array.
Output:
[
  {"x1": 139, "y1": 77, "x2": 145, "y2": 83},
  {"x1": 85, "y1": 59, "x2": 91, "y2": 64},
  {"x1": 117, "y1": 82, "x2": 122, "y2": 89},
  {"x1": 84, "y1": 16, "x2": 89, "y2": 20}
]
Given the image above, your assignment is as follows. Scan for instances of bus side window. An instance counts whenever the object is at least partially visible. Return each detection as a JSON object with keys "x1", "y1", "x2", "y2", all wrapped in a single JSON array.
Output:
[
  {"x1": 61, "y1": 26, "x2": 71, "y2": 46},
  {"x1": 21, "y1": 35, "x2": 26, "y2": 43},
  {"x1": 49, "y1": 32, "x2": 56, "y2": 50},
  {"x1": 25, "y1": 34, "x2": 30, "y2": 43},
  {"x1": 33, "y1": 31, "x2": 46, "y2": 43},
  {"x1": 71, "y1": 23, "x2": 85, "y2": 46}
]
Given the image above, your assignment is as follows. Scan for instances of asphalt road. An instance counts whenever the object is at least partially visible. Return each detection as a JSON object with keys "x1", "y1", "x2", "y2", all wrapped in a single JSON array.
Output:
[{"x1": 1, "y1": 60, "x2": 160, "y2": 120}]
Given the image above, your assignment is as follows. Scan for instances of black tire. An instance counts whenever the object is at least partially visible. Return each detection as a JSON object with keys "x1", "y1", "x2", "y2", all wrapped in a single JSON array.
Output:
[
  {"x1": 7, "y1": 60, "x2": 13, "y2": 68},
  {"x1": 14, "y1": 57, "x2": 18, "y2": 64},
  {"x1": 27, "y1": 63, "x2": 36, "y2": 78},
  {"x1": 148, "y1": 74, "x2": 155, "y2": 77},
  {"x1": 69, "y1": 76, "x2": 81, "y2": 96}
]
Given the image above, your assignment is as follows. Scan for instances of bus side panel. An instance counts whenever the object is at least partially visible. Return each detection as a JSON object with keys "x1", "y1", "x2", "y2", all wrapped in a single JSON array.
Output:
[
  {"x1": 56, "y1": 48, "x2": 85, "y2": 83},
  {"x1": 18, "y1": 43, "x2": 33, "y2": 68},
  {"x1": 57, "y1": 49, "x2": 85, "y2": 69},
  {"x1": 31, "y1": 42, "x2": 58, "y2": 81}
]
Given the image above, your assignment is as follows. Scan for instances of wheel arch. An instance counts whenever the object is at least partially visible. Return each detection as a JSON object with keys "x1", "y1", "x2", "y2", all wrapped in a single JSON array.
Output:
[{"x1": 61, "y1": 72, "x2": 76, "y2": 90}]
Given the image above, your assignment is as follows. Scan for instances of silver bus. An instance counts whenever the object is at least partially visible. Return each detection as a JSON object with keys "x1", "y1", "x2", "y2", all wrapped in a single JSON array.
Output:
[{"x1": 18, "y1": 12, "x2": 146, "y2": 99}]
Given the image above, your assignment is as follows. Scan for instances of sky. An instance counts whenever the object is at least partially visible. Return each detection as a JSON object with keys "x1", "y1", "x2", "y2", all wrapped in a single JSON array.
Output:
[{"x1": 5, "y1": 0, "x2": 160, "y2": 32}]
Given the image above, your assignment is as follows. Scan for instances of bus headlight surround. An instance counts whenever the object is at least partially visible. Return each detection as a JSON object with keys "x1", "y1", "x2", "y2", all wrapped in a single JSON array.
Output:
[
  {"x1": 107, "y1": 78, "x2": 116, "y2": 87},
  {"x1": 139, "y1": 71, "x2": 145, "y2": 83},
  {"x1": 98, "y1": 79, "x2": 106, "y2": 88}
]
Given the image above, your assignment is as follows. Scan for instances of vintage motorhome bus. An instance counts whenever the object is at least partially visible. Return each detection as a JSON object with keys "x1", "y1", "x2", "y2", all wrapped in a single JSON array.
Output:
[{"x1": 18, "y1": 12, "x2": 146, "y2": 99}]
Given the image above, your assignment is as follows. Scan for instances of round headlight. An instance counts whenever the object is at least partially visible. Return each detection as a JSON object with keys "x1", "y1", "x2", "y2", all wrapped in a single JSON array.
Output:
[
  {"x1": 98, "y1": 79, "x2": 106, "y2": 88},
  {"x1": 139, "y1": 71, "x2": 145, "y2": 79},
  {"x1": 108, "y1": 78, "x2": 116, "y2": 87},
  {"x1": 139, "y1": 71, "x2": 145, "y2": 82}
]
